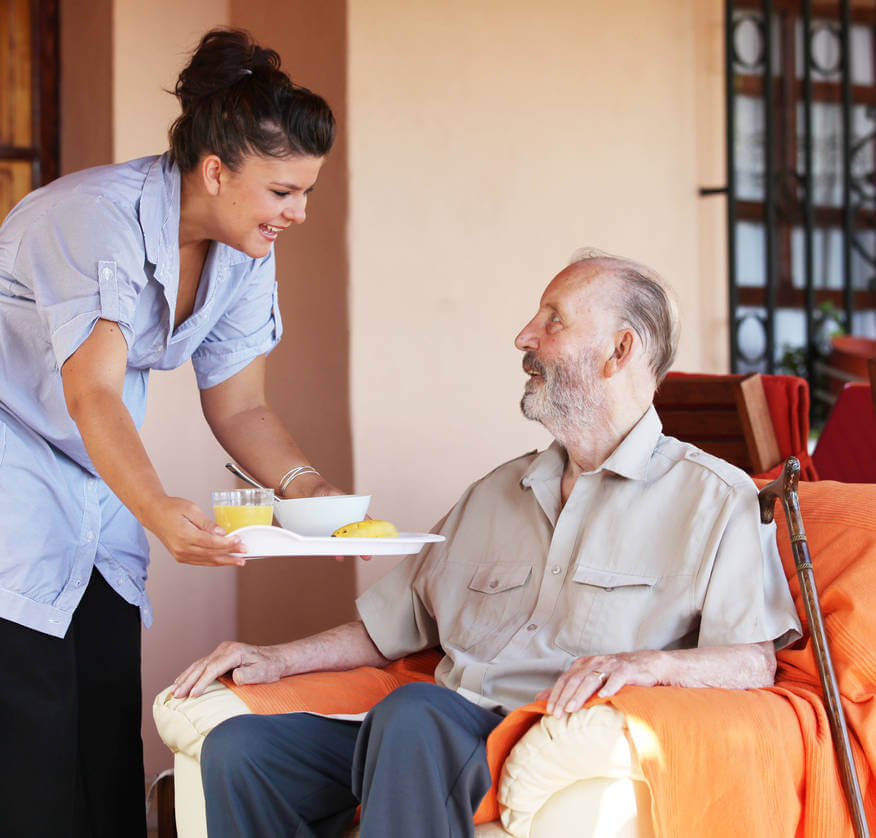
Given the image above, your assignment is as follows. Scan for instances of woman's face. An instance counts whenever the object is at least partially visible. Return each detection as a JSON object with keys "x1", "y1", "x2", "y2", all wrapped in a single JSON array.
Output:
[{"x1": 209, "y1": 153, "x2": 324, "y2": 258}]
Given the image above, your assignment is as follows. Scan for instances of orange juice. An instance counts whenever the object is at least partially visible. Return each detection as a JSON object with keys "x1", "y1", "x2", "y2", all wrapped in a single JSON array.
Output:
[{"x1": 213, "y1": 504, "x2": 273, "y2": 532}]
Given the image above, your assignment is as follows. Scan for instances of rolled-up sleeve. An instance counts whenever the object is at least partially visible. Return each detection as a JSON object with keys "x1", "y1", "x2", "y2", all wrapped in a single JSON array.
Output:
[
  {"x1": 699, "y1": 484, "x2": 802, "y2": 651},
  {"x1": 13, "y1": 196, "x2": 145, "y2": 366},
  {"x1": 192, "y1": 251, "x2": 283, "y2": 389},
  {"x1": 356, "y1": 552, "x2": 440, "y2": 660}
]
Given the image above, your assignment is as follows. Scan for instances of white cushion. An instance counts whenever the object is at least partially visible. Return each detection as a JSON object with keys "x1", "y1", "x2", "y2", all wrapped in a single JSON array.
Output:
[{"x1": 498, "y1": 705, "x2": 650, "y2": 837}]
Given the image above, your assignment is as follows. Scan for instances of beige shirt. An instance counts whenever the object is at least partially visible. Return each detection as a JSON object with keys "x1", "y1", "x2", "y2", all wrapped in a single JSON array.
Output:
[{"x1": 356, "y1": 406, "x2": 802, "y2": 713}]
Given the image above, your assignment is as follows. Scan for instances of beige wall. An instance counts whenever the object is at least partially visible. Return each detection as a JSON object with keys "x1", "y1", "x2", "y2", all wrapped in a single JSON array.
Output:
[
  {"x1": 347, "y1": 0, "x2": 727, "y2": 591},
  {"x1": 59, "y1": 0, "x2": 729, "y2": 780},
  {"x1": 60, "y1": 0, "x2": 113, "y2": 173},
  {"x1": 228, "y1": 0, "x2": 356, "y2": 646},
  {"x1": 695, "y1": 0, "x2": 731, "y2": 373},
  {"x1": 111, "y1": 0, "x2": 234, "y2": 779},
  {"x1": 109, "y1": 0, "x2": 356, "y2": 776}
]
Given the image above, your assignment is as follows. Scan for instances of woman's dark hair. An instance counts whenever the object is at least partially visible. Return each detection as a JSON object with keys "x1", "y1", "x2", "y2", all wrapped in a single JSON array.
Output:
[{"x1": 169, "y1": 28, "x2": 335, "y2": 172}]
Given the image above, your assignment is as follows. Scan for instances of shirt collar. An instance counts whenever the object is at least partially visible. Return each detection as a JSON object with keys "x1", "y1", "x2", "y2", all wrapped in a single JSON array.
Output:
[
  {"x1": 140, "y1": 154, "x2": 257, "y2": 288},
  {"x1": 521, "y1": 404, "x2": 663, "y2": 487},
  {"x1": 599, "y1": 405, "x2": 662, "y2": 480},
  {"x1": 139, "y1": 153, "x2": 179, "y2": 269},
  {"x1": 139, "y1": 153, "x2": 264, "y2": 273}
]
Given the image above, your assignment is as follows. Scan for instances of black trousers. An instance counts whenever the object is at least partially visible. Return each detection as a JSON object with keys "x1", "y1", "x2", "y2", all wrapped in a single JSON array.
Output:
[
  {"x1": 0, "y1": 568, "x2": 147, "y2": 838},
  {"x1": 202, "y1": 681, "x2": 504, "y2": 838}
]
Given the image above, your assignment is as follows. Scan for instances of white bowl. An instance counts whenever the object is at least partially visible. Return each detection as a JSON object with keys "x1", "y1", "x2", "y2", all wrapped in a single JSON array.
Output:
[{"x1": 273, "y1": 494, "x2": 372, "y2": 537}]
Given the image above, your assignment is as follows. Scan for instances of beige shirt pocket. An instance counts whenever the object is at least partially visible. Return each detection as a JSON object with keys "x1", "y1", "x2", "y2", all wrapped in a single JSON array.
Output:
[
  {"x1": 554, "y1": 564, "x2": 662, "y2": 657},
  {"x1": 439, "y1": 561, "x2": 533, "y2": 655}
]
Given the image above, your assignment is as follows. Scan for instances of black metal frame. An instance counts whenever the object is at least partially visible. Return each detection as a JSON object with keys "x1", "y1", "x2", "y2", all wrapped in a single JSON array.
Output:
[{"x1": 719, "y1": 0, "x2": 875, "y2": 404}]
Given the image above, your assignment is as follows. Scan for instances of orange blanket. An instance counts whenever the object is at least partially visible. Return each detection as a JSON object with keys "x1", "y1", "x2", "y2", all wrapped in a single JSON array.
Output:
[{"x1": 225, "y1": 480, "x2": 876, "y2": 836}]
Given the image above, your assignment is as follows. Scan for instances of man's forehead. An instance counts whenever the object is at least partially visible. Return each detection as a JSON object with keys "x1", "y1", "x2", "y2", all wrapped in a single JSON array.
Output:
[{"x1": 541, "y1": 261, "x2": 616, "y2": 309}]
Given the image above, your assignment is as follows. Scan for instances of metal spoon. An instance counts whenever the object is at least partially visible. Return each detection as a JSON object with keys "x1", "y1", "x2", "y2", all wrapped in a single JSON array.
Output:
[{"x1": 225, "y1": 462, "x2": 281, "y2": 502}]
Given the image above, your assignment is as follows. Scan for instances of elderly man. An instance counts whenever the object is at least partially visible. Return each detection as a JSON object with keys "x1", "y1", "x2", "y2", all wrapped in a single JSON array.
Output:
[{"x1": 173, "y1": 249, "x2": 801, "y2": 838}]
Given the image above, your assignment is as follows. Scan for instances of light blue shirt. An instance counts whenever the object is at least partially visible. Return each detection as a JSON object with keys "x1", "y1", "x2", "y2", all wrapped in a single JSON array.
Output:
[{"x1": 0, "y1": 153, "x2": 283, "y2": 637}]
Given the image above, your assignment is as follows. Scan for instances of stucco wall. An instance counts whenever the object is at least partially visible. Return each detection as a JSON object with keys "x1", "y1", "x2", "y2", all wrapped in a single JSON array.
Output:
[
  {"x1": 228, "y1": 0, "x2": 356, "y2": 647},
  {"x1": 60, "y1": 0, "x2": 728, "y2": 780},
  {"x1": 347, "y1": 0, "x2": 727, "y2": 592},
  {"x1": 111, "y1": 0, "x2": 235, "y2": 779}
]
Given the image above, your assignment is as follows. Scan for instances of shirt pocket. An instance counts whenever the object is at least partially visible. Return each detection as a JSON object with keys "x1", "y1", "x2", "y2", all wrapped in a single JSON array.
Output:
[
  {"x1": 441, "y1": 561, "x2": 533, "y2": 654},
  {"x1": 554, "y1": 564, "x2": 659, "y2": 657}
]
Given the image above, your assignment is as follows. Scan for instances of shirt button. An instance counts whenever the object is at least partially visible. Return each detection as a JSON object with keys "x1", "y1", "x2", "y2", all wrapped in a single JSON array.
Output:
[
  {"x1": 489, "y1": 580, "x2": 498, "y2": 589},
  {"x1": 73, "y1": 578, "x2": 81, "y2": 586},
  {"x1": 526, "y1": 623, "x2": 537, "y2": 632},
  {"x1": 86, "y1": 532, "x2": 94, "y2": 541},
  {"x1": 551, "y1": 565, "x2": 561, "y2": 575}
]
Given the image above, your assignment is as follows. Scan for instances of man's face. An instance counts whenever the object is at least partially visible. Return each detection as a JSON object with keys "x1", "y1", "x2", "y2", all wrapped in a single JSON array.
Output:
[{"x1": 514, "y1": 264, "x2": 617, "y2": 428}]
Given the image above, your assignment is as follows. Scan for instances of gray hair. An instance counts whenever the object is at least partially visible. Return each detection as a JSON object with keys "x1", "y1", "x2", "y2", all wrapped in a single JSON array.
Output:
[{"x1": 569, "y1": 247, "x2": 680, "y2": 384}]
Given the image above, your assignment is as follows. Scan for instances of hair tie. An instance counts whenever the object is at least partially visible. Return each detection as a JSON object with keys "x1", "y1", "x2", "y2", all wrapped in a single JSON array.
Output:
[{"x1": 240, "y1": 68, "x2": 253, "y2": 76}]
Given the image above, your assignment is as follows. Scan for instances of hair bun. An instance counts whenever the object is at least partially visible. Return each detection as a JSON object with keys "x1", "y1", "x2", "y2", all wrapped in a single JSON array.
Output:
[
  {"x1": 248, "y1": 44, "x2": 280, "y2": 71},
  {"x1": 169, "y1": 27, "x2": 335, "y2": 172}
]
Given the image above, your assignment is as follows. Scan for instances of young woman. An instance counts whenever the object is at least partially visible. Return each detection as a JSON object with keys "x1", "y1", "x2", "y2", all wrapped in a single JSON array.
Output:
[{"x1": 0, "y1": 28, "x2": 341, "y2": 837}]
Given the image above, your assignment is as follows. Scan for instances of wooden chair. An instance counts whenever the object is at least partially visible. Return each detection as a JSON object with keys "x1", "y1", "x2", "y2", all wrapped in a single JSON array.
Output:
[
  {"x1": 655, "y1": 373, "x2": 781, "y2": 475},
  {"x1": 815, "y1": 336, "x2": 876, "y2": 409}
]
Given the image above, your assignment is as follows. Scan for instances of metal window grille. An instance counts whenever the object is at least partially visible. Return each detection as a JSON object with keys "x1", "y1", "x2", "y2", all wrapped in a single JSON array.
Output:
[{"x1": 718, "y1": 0, "x2": 875, "y2": 424}]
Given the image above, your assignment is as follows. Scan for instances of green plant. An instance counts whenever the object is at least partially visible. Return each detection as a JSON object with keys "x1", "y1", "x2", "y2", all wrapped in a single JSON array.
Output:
[{"x1": 776, "y1": 301, "x2": 846, "y2": 429}]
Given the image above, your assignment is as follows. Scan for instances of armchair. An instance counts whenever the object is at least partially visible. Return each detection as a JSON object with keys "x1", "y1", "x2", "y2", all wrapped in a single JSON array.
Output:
[
  {"x1": 658, "y1": 371, "x2": 817, "y2": 480},
  {"x1": 154, "y1": 478, "x2": 876, "y2": 837}
]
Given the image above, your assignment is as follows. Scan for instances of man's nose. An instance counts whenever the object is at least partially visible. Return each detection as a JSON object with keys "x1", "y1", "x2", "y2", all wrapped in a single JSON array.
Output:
[{"x1": 514, "y1": 319, "x2": 538, "y2": 351}]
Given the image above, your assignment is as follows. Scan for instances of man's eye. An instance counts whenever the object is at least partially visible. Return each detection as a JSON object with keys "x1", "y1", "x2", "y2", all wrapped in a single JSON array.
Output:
[
  {"x1": 550, "y1": 314, "x2": 561, "y2": 324},
  {"x1": 271, "y1": 190, "x2": 290, "y2": 198}
]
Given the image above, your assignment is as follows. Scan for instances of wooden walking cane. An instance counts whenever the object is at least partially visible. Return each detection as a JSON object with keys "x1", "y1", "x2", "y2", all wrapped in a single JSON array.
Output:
[{"x1": 759, "y1": 457, "x2": 870, "y2": 838}]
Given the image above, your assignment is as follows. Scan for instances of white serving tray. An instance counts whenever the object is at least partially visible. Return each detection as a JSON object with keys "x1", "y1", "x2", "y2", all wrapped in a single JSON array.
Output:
[{"x1": 231, "y1": 525, "x2": 445, "y2": 558}]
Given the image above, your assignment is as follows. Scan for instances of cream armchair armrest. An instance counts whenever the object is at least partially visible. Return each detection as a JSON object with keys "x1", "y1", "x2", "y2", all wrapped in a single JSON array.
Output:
[
  {"x1": 153, "y1": 681, "x2": 515, "y2": 838},
  {"x1": 498, "y1": 705, "x2": 654, "y2": 838},
  {"x1": 153, "y1": 682, "x2": 252, "y2": 838}
]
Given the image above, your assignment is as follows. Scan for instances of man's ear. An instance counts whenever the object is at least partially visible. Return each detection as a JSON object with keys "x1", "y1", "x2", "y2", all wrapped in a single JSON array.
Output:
[
  {"x1": 201, "y1": 155, "x2": 224, "y2": 196},
  {"x1": 603, "y1": 328, "x2": 636, "y2": 378}
]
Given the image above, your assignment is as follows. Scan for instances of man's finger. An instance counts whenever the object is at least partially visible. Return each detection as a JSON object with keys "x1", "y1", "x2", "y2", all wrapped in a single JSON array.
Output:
[
  {"x1": 172, "y1": 663, "x2": 208, "y2": 698},
  {"x1": 546, "y1": 675, "x2": 575, "y2": 715}
]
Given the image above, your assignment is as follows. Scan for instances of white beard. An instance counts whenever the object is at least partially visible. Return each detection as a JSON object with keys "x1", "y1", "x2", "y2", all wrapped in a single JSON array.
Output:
[{"x1": 520, "y1": 349, "x2": 606, "y2": 434}]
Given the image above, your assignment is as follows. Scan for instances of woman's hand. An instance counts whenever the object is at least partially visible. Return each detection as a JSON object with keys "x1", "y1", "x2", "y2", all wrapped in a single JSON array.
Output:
[
  {"x1": 144, "y1": 495, "x2": 247, "y2": 567},
  {"x1": 63, "y1": 321, "x2": 243, "y2": 567},
  {"x1": 172, "y1": 640, "x2": 287, "y2": 698}
]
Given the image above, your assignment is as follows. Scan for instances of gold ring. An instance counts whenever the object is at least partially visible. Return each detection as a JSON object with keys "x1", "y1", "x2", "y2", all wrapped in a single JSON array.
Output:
[{"x1": 592, "y1": 670, "x2": 607, "y2": 683}]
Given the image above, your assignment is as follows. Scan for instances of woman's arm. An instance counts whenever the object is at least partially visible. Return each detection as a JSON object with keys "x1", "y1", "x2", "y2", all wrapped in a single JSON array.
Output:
[
  {"x1": 539, "y1": 640, "x2": 776, "y2": 717},
  {"x1": 61, "y1": 318, "x2": 245, "y2": 566},
  {"x1": 199, "y1": 354, "x2": 344, "y2": 498}
]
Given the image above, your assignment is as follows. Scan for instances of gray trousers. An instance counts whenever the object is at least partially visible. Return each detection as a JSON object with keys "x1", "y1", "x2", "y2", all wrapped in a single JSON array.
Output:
[{"x1": 201, "y1": 681, "x2": 504, "y2": 838}]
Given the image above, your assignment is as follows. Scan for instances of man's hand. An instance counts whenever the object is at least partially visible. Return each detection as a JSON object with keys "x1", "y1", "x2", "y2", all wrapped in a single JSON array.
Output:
[
  {"x1": 171, "y1": 620, "x2": 391, "y2": 700},
  {"x1": 538, "y1": 642, "x2": 776, "y2": 717},
  {"x1": 538, "y1": 651, "x2": 661, "y2": 717},
  {"x1": 172, "y1": 641, "x2": 287, "y2": 698}
]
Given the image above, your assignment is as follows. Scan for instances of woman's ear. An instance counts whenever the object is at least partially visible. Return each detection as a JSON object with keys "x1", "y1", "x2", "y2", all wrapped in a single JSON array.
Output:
[
  {"x1": 201, "y1": 155, "x2": 223, "y2": 196},
  {"x1": 603, "y1": 328, "x2": 636, "y2": 378}
]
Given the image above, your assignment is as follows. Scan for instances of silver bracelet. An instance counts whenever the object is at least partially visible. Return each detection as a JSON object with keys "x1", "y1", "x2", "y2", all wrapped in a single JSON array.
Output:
[{"x1": 278, "y1": 466, "x2": 321, "y2": 496}]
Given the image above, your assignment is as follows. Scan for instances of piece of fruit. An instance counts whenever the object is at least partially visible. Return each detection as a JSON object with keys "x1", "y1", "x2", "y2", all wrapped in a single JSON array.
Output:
[{"x1": 332, "y1": 520, "x2": 399, "y2": 538}]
